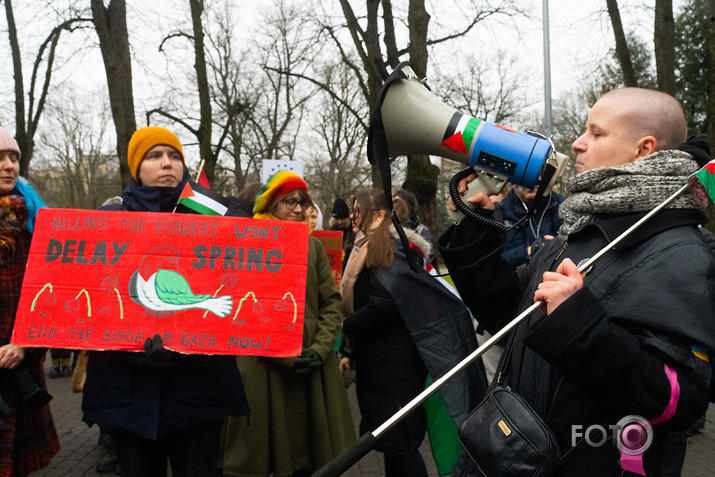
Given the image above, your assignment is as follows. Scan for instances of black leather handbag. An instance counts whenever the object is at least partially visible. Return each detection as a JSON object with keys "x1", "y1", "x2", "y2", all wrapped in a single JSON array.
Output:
[{"x1": 458, "y1": 384, "x2": 562, "y2": 477}]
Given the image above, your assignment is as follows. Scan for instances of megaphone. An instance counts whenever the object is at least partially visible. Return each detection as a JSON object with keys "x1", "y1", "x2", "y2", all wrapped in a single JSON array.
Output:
[{"x1": 368, "y1": 62, "x2": 568, "y2": 225}]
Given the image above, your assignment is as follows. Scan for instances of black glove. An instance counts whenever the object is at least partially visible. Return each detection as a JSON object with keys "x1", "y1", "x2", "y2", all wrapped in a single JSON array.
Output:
[
  {"x1": 293, "y1": 348, "x2": 322, "y2": 375},
  {"x1": 141, "y1": 334, "x2": 177, "y2": 370}
]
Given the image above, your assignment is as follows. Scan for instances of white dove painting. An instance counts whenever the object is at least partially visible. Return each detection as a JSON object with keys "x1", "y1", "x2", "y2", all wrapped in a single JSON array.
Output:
[{"x1": 129, "y1": 246, "x2": 233, "y2": 317}]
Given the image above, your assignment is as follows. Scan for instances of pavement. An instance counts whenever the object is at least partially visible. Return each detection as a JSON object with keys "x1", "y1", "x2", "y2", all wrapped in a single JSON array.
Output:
[{"x1": 29, "y1": 351, "x2": 715, "y2": 476}]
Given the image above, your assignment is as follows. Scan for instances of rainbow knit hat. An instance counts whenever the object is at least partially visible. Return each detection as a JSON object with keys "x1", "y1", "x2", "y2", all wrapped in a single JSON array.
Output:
[
  {"x1": 127, "y1": 127, "x2": 184, "y2": 183},
  {"x1": 253, "y1": 170, "x2": 308, "y2": 215}
]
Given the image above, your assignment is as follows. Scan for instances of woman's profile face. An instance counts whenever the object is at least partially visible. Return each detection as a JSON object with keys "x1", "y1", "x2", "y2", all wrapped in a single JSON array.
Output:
[
  {"x1": 0, "y1": 150, "x2": 20, "y2": 195},
  {"x1": 306, "y1": 207, "x2": 319, "y2": 229},
  {"x1": 350, "y1": 200, "x2": 362, "y2": 234}
]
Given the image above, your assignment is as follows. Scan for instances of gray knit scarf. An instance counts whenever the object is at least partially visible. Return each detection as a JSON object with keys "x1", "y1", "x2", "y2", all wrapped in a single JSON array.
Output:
[{"x1": 558, "y1": 150, "x2": 706, "y2": 240}]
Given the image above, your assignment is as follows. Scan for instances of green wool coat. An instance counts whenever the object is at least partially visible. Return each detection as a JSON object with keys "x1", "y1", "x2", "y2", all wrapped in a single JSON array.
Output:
[{"x1": 219, "y1": 235, "x2": 356, "y2": 477}]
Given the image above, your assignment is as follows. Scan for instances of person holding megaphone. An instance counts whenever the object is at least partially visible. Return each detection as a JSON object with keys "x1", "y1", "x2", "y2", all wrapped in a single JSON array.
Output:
[{"x1": 439, "y1": 87, "x2": 715, "y2": 476}]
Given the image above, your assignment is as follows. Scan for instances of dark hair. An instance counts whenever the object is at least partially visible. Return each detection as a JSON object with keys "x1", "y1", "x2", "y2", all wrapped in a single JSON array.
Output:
[
  {"x1": 237, "y1": 182, "x2": 262, "y2": 210},
  {"x1": 353, "y1": 189, "x2": 393, "y2": 269},
  {"x1": 393, "y1": 189, "x2": 418, "y2": 221}
]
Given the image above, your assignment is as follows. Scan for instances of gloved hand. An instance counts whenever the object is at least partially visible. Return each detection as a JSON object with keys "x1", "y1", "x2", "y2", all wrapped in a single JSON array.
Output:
[
  {"x1": 140, "y1": 334, "x2": 177, "y2": 369},
  {"x1": 293, "y1": 348, "x2": 322, "y2": 375}
]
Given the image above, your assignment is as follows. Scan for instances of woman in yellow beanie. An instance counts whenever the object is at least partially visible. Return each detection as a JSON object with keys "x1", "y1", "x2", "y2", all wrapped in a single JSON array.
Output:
[
  {"x1": 82, "y1": 126, "x2": 249, "y2": 477},
  {"x1": 220, "y1": 171, "x2": 355, "y2": 477}
]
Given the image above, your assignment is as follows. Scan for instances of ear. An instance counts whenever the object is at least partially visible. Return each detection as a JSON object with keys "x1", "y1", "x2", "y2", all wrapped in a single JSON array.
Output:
[{"x1": 635, "y1": 136, "x2": 657, "y2": 159}]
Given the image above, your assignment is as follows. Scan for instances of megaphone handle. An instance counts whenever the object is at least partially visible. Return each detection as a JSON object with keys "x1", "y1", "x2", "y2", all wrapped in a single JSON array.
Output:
[{"x1": 448, "y1": 168, "x2": 508, "y2": 231}]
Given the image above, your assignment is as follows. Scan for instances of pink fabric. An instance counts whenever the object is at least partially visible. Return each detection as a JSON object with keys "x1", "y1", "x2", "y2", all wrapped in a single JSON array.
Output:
[
  {"x1": 650, "y1": 363, "x2": 680, "y2": 425},
  {"x1": 619, "y1": 363, "x2": 680, "y2": 476}
]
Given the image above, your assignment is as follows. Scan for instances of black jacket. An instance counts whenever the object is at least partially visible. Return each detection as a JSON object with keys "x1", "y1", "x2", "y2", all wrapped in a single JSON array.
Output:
[
  {"x1": 82, "y1": 174, "x2": 250, "y2": 439},
  {"x1": 343, "y1": 266, "x2": 428, "y2": 446},
  {"x1": 439, "y1": 208, "x2": 715, "y2": 476}
]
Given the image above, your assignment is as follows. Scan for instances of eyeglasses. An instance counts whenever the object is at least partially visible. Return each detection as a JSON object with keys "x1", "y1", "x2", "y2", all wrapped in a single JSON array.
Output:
[
  {"x1": 351, "y1": 207, "x2": 379, "y2": 216},
  {"x1": 280, "y1": 198, "x2": 311, "y2": 210}
]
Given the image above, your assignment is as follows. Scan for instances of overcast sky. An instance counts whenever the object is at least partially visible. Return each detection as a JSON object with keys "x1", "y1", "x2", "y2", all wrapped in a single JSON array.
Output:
[{"x1": 0, "y1": 0, "x2": 688, "y2": 136}]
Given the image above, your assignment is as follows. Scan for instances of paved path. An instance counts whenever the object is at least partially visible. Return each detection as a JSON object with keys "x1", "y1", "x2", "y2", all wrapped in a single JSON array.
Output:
[{"x1": 29, "y1": 353, "x2": 715, "y2": 476}]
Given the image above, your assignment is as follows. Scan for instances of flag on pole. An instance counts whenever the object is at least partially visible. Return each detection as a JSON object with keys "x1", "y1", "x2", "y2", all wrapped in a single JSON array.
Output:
[
  {"x1": 178, "y1": 181, "x2": 229, "y2": 216},
  {"x1": 693, "y1": 159, "x2": 715, "y2": 203},
  {"x1": 198, "y1": 169, "x2": 211, "y2": 189}
]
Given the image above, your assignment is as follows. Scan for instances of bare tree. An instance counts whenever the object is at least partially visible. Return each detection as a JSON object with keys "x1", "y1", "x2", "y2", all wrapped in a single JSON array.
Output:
[
  {"x1": 149, "y1": 0, "x2": 223, "y2": 182},
  {"x1": 91, "y1": 0, "x2": 136, "y2": 188},
  {"x1": 204, "y1": 2, "x2": 259, "y2": 192},
  {"x1": 327, "y1": 0, "x2": 519, "y2": 233},
  {"x1": 654, "y1": 0, "x2": 676, "y2": 94},
  {"x1": 605, "y1": 0, "x2": 637, "y2": 87},
  {"x1": 305, "y1": 61, "x2": 372, "y2": 212},
  {"x1": 253, "y1": 1, "x2": 318, "y2": 165},
  {"x1": 3, "y1": 0, "x2": 91, "y2": 175},
  {"x1": 32, "y1": 89, "x2": 121, "y2": 208}
]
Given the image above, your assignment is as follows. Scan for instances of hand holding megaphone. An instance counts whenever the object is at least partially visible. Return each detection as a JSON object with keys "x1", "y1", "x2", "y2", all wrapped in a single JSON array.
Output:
[{"x1": 446, "y1": 172, "x2": 496, "y2": 214}]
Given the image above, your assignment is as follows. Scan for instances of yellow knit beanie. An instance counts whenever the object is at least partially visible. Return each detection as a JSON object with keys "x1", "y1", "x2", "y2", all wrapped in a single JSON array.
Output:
[{"x1": 127, "y1": 127, "x2": 184, "y2": 183}]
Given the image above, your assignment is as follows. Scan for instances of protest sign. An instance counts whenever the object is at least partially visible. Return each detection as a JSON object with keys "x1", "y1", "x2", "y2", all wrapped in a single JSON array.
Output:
[
  {"x1": 311, "y1": 230, "x2": 343, "y2": 287},
  {"x1": 11, "y1": 209, "x2": 309, "y2": 357}
]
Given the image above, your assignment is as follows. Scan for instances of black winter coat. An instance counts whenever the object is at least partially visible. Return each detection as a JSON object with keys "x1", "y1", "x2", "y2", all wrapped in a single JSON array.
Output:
[
  {"x1": 439, "y1": 208, "x2": 715, "y2": 477},
  {"x1": 82, "y1": 174, "x2": 249, "y2": 439},
  {"x1": 342, "y1": 266, "x2": 428, "y2": 449}
]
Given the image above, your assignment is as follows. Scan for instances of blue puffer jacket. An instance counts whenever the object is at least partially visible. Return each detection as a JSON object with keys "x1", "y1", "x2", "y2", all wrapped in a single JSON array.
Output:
[{"x1": 81, "y1": 173, "x2": 249, "y2": 439}]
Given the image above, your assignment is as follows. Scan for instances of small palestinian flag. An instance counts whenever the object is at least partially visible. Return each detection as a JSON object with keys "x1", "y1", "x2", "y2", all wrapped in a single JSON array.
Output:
[
  {"x1": 693, "y1": 159, "x2": 715, "y2": 203},
  {"x1": 198, "y1": 169, "x2": 211, "y2": 189},
  {"x1": 441, "y1": 112, "x2": 483, "y2": 154},
  {"x1": 178, "y1": 181, "x2": 229, "y2": 216}
]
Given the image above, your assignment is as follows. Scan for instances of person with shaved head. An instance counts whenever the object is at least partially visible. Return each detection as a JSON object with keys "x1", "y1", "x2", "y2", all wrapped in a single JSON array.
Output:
[{"x1": 439, "y1": 88, "x2": 715, "y2": 476}]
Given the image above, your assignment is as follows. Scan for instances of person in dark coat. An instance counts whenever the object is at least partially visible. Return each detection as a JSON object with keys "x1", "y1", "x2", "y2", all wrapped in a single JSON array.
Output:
[
  {"x1": 499, "y1": 185, "x2": 564, "y2": 269},
  {"x1": 81, "y1": 127, "x2": 249, "y2": 477},
  {"x1": 328, "y1": 198, "x2": 356, "y2": 269},
  {"x1": 439, "y1": 88, "x2": 715, "y2": 477},
  {"x1": 392, "y1": 188, "x2": 439, "y2": 268},
  {"x1": 340, "y1": 189, "x2": 430, "y2": 477}
]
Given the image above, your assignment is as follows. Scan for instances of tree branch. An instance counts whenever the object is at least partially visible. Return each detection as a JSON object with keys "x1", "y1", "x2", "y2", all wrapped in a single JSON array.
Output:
[{"x1": 145, "y1": 108, "x2": 199, "y2": 137}]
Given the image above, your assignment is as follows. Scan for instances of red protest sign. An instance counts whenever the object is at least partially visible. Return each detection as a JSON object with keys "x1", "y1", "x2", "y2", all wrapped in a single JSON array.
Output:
[
  {"x1": 312, "y1": 230, "x2": 343, "y2": 287},
  {"x1": 11, "y1": 209, "x2": 309, "y2": 357}
]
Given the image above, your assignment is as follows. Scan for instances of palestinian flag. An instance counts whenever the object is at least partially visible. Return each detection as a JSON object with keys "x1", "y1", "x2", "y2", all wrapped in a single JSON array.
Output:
[
  {"x1": 198, "y1": 169, "x2": 211, "y2": 188},
  {"x1": 441, "y1": 112, "x2": 482, "y2": 154},
  {"x1": 178, "y1": 181, "x2": 229, "y2": 216},
  {"x1": 693, "y1": 159, "x2": 715, "y2": 203}
]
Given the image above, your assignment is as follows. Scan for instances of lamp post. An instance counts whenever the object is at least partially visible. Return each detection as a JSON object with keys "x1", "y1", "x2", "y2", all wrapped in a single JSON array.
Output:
[{"x1": 543, "y1": 0, "x2": 553, "y2": 137}]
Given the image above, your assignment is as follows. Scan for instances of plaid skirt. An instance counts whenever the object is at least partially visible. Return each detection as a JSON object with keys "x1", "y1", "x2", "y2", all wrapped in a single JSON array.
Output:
[{"x1": 0, "y1": 354, "x2": 60, "y2": 477}]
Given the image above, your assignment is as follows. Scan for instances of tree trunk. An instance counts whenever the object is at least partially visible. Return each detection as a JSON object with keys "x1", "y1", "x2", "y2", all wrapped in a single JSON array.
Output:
[
  {"x1": 706, "y1": 0, "x2": 715, "y2": 236},
  {"x1": 4, "y1": 0, "x2": 29, "y2": 173},
  {"x1": 189, "y1": 0, "x2": 215, "y2": 181},
  {"x1": 654, "y1": 0, "x2": 676, "y2": 94},
  {"x1": 403, "y1": 0, "x2": 439, "y2": 235},
  {"x1": 605, "y1": 0, "x2": 638, "y2": 87},
  {"x1": 91, "y1": 0, "x2": 136, "y2": 188}
]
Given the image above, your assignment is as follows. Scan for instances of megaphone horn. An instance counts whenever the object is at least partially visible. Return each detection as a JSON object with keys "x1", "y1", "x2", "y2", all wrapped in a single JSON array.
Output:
[{"x1": 368, "y1": 62, "x2": 567, "y2": 225}]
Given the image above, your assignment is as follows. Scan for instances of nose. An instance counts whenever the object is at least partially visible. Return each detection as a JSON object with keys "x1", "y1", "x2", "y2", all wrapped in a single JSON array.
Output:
[
  {"x1": 159, "y1": 153, "x2": 173, "y2": 167},
  {"x1": 571, "y1": 133, "x2": 586, "y2": 153}
]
